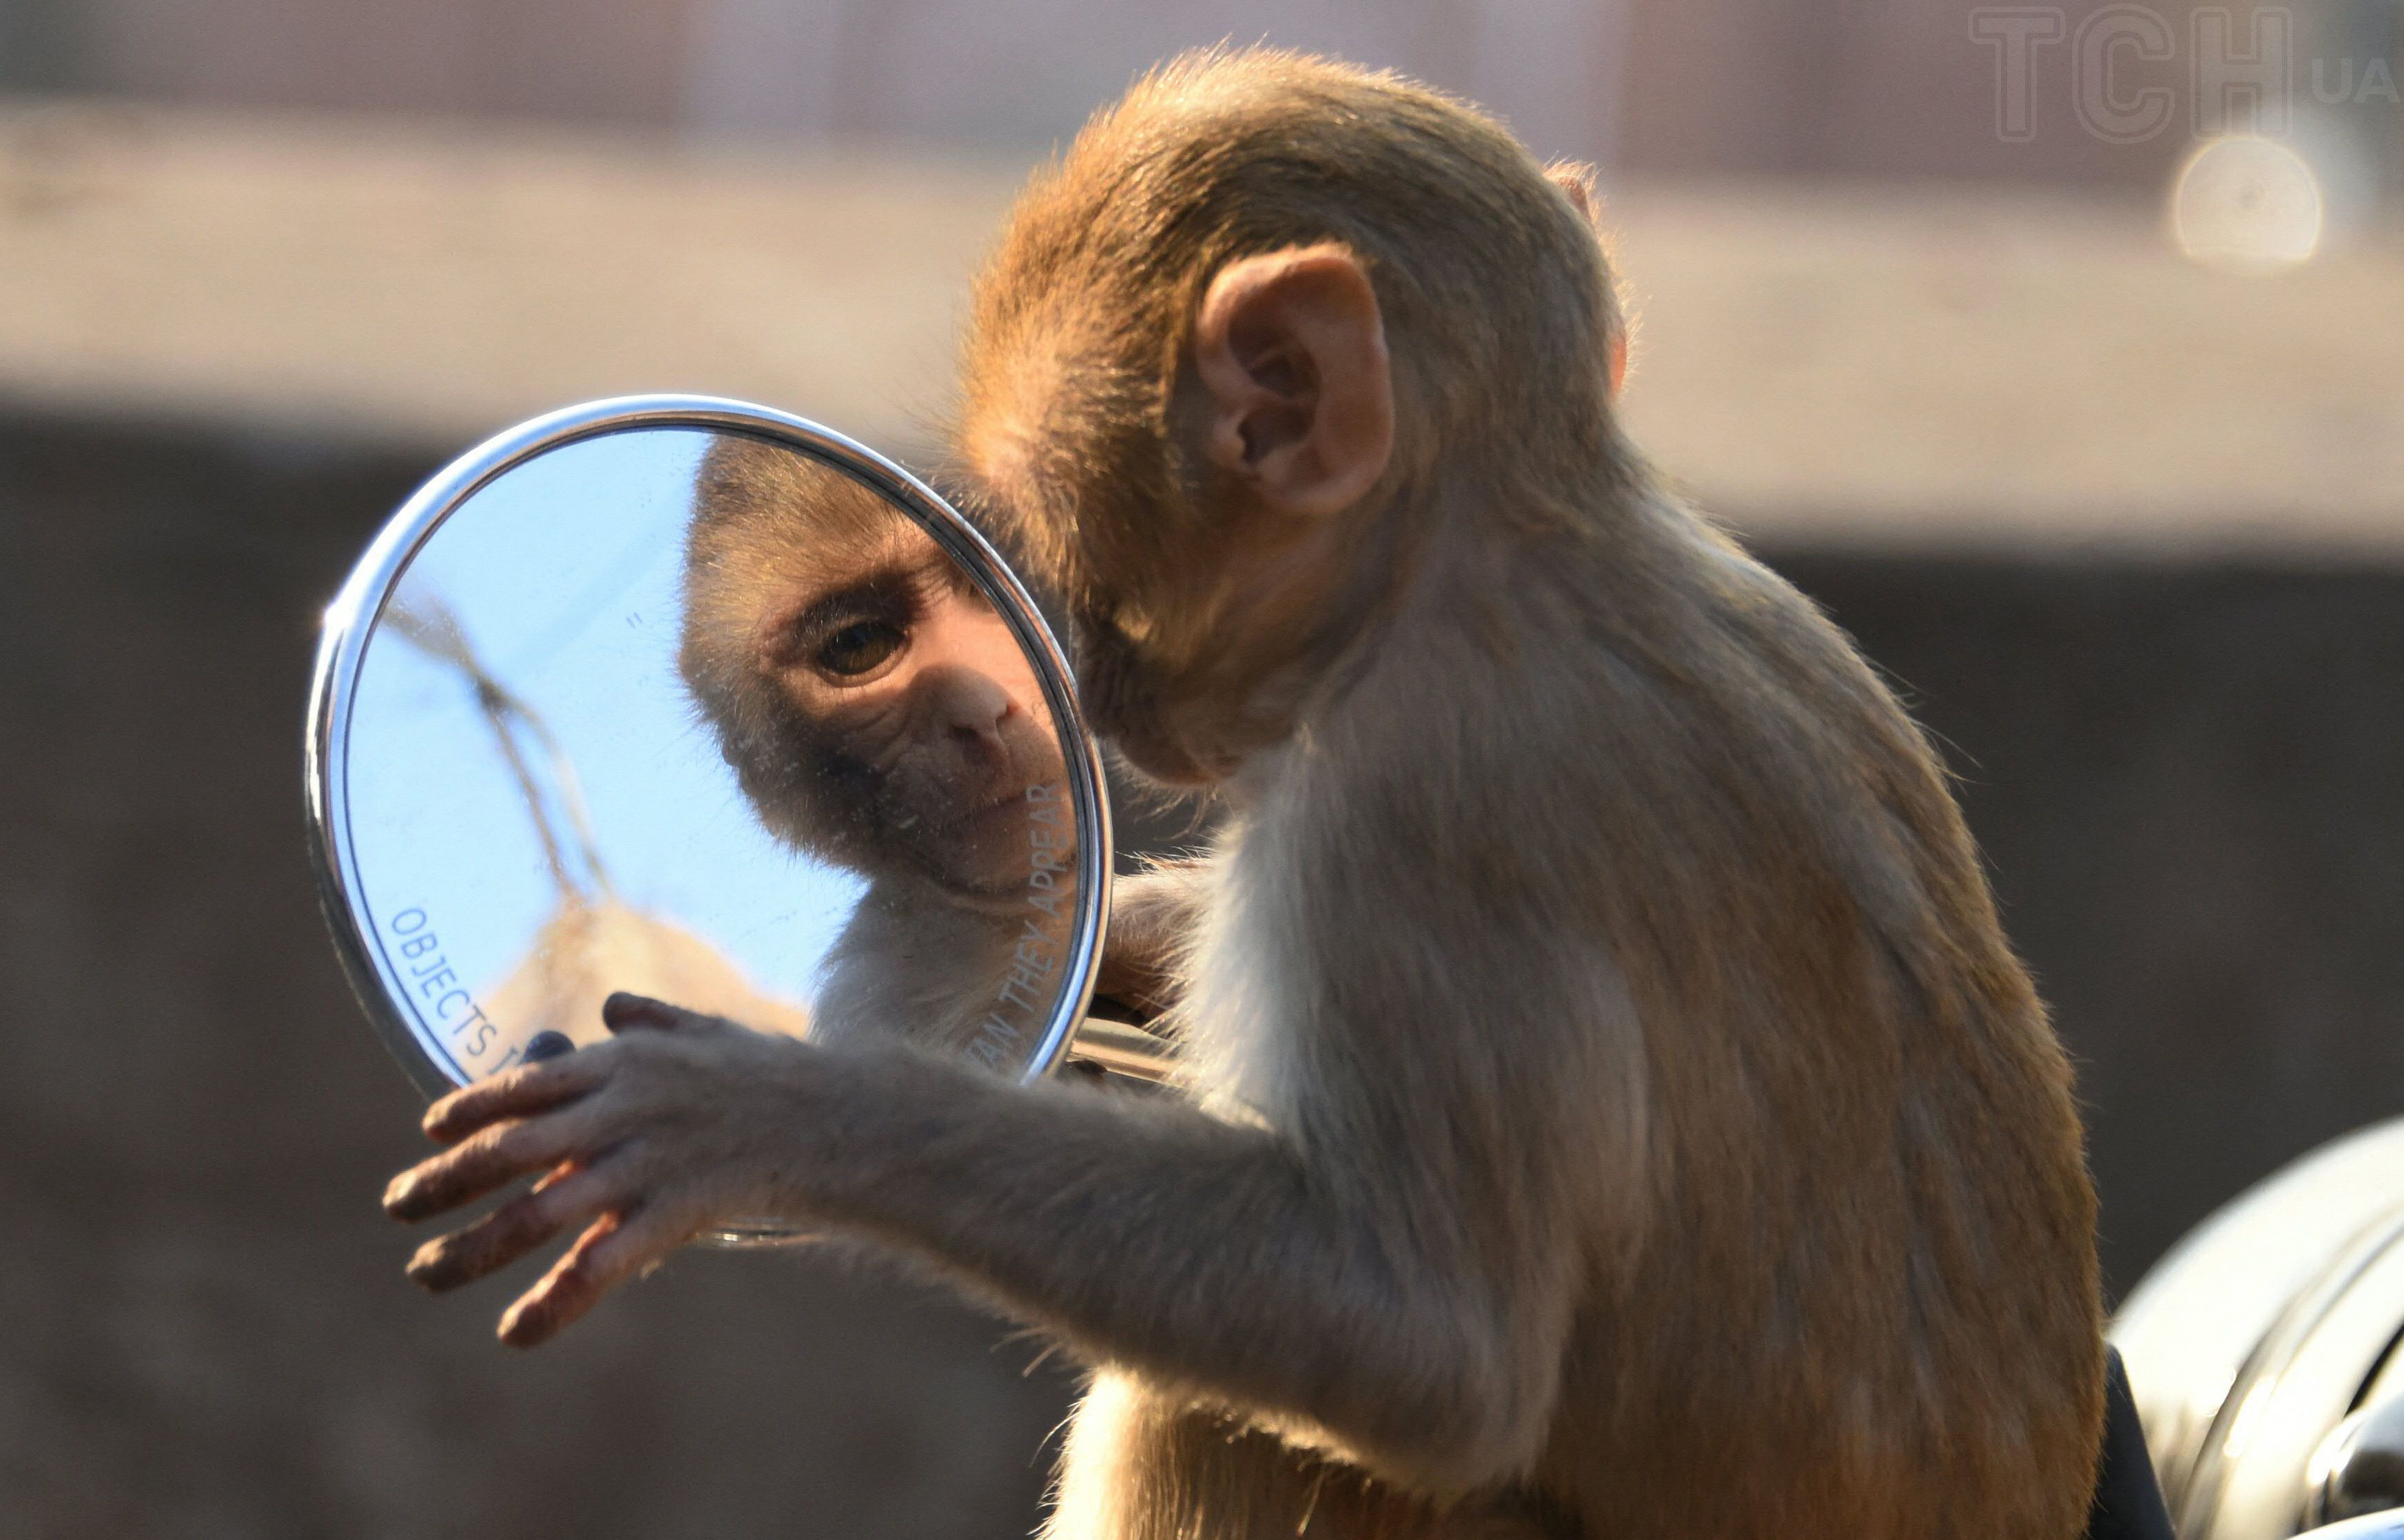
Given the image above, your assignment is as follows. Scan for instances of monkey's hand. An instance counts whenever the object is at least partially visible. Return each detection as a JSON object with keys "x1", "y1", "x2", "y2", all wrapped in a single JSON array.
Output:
[
  {"x1": 1092, "y1": 859, "x2": 1211, "y2": 1021},
  {"x1": 382, "y1": 993, "x2": 830, "y2": 1347}
]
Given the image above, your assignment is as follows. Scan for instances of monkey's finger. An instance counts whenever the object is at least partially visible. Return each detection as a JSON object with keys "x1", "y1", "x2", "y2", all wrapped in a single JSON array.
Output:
[
  {"x1": 402, "y1": 1158, "x2": 622, "y2": 1292},
  {"x1": 600, "y1": 992, "x2": 720, "y2": 1034},
  {"x1": 385, "y1": 1106, "x2": 609, "y2": 1222},
  {"x1": 422, "y1": 1052, "x2": 611, "y2": 1145},
  {"x1": 495, "y1": 1201, "x2": 701, "y2": 1349},
  {"x1": 422, "y1": 1058, "x2": 609, "y2": 1147}
]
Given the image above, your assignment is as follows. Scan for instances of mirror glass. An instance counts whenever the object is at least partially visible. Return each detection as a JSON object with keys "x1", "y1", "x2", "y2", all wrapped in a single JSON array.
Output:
[{"x1": 310, "y1": 405, "x2": 1108, "y2": 1098}]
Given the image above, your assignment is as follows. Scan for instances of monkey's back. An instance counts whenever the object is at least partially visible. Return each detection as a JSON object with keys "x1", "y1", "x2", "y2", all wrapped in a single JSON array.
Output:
[
  {"x1": 1236, "y1": 499, "x2": 2107, "y2": 1539},
  {"x1": 1526, "y1": 506, "x2": 2104, "y2": 1538}
]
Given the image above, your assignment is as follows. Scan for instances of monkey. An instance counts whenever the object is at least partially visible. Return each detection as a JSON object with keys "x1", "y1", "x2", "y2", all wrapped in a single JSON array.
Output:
[
  {"x1": 676, "y1": 433, "x2": 1082, "y2": 1067},
  {"x1": 385, "y1": 50, "x2": 2105, "y2": 1540}
]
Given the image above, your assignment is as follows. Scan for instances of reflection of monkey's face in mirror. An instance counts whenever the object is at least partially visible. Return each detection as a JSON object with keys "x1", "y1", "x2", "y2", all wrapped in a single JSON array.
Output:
[{"x1": 679, "y1": 438, "x2": 1065, "y2": 899}]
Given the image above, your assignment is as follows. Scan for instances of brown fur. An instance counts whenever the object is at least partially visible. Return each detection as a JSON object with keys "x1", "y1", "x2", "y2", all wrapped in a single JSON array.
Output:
[{"x1": 946, "y1": 49, "x2": 2103, "y2": 1539}]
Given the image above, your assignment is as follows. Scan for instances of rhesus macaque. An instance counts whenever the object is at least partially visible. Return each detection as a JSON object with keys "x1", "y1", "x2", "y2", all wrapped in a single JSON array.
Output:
[
  {"x1": 387, "y1": 51, "x2": 2104, "y2": 1540},
  {"x1": 676, "y1": 435, "x2": 1078, "y2": 1065}
]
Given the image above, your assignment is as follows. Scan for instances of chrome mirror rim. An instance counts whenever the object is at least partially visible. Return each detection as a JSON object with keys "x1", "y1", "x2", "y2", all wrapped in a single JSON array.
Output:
[
  {"x1": 2113, "y1": 1116, "x2": 2404, "y2": 1540},
  {"x1": 2297, "y1": 1513, "x2": 2404, "y2": 1540},
  {"x1": 304, "y1": 394, "x2": 1114, "y2": 1098}
]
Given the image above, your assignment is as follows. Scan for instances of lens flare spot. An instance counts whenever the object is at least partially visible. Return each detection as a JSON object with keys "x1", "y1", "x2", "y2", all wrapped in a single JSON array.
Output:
[{"x1": 2170, "y1": 135, "x2": 2325, "y2": 275}]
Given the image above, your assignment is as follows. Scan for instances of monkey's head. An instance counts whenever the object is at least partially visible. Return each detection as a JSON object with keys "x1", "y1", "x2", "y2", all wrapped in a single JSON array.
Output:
[
  {"x1": 953, "y1": 49, "x2": 1629, "y2": 786},
  {"x1": 679, "y1": 436, "x2": 1066, "y2": 899}
]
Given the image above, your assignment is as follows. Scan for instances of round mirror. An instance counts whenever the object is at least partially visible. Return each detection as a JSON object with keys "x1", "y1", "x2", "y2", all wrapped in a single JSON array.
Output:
[{"x1": 306, "y1": 398, "x2": 1115, "y2": 1141}]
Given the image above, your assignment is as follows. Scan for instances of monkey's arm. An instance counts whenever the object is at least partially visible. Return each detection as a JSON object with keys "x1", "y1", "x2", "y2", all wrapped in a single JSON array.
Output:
[
  {"x1": 795, "y1": 1037, "x2": 1580, "y2": 1490},
  {"x1": 388, "y1": 993, "x2": 1590, "y2": 1493}
]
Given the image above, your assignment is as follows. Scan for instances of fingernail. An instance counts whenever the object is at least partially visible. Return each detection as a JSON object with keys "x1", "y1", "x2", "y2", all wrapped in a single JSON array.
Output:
[
  {"x1": 523, "y1": 1030, "x2": 575, "y2": 1063},
  {"x1": 497, "y1": 1302, "x2": 542, "y2": 1347},
  {"x1": 383, "y1": 1175, "x2": 416, "y2": 1214},
  {"x1": 406, "y1": 1240, "x2": 450, "y2": 1289},
  {"x1": 601, "y1": 993, "x2": 668, "y2": 1032}
]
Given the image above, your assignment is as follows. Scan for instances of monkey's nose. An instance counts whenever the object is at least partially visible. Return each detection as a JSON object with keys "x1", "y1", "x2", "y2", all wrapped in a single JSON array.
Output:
[
  {"x1": 949, "y1": 711, "x2": 1013, "y2": 770},
  {"x1": 927, "y1": 666, "x2": 1019, "y2": 767}
]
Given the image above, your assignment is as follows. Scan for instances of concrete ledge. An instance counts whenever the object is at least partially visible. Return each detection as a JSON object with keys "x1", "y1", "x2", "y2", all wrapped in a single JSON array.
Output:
[
  {"x1": 2, "y1": 99, "x2": 2401, "y2": 556},
  {"x1": 0, "y1": 102, "x2": 1018, "y2": 455},
  {"x1": 1612, "y1": 185, "x2": 2404, "y2": 556}
]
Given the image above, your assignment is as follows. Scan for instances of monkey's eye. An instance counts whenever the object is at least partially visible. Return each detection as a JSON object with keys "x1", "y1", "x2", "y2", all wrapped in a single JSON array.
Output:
[{"x1": 813, "y1": 619, "x2": 906, "y2": 679}]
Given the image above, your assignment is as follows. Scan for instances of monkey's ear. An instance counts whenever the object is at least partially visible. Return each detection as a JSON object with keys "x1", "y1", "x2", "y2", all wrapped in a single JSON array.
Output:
[
  {"x1": 1545, "y1": 160, "x2": 1601, "y2": 225},
  {"x1": 1544, "y1": 162, "x2": 1630, "y2": 400},
  {"x1": 1190, "y1": 244, "x2": 1393, "y2": 521}
]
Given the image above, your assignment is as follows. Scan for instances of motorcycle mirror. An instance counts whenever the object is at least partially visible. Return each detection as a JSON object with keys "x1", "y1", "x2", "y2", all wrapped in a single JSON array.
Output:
[{"x1": 304, "y1": 397, "x2": 1137, "y2": 1240}]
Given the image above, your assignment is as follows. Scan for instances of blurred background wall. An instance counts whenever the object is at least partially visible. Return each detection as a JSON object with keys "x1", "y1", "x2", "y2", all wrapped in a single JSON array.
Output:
[
  {"x1": 3, "y1": 0, "x2": 2399, "y2": 189},
  {"x1": 1, "y1": 1, "x2": 2400, "y2": 1536}
]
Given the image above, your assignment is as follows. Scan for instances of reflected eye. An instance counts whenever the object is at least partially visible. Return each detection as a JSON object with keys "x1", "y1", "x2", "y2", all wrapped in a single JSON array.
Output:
[{"x1": 815, "y1": 619, "x2": 905, "y2": 679}]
